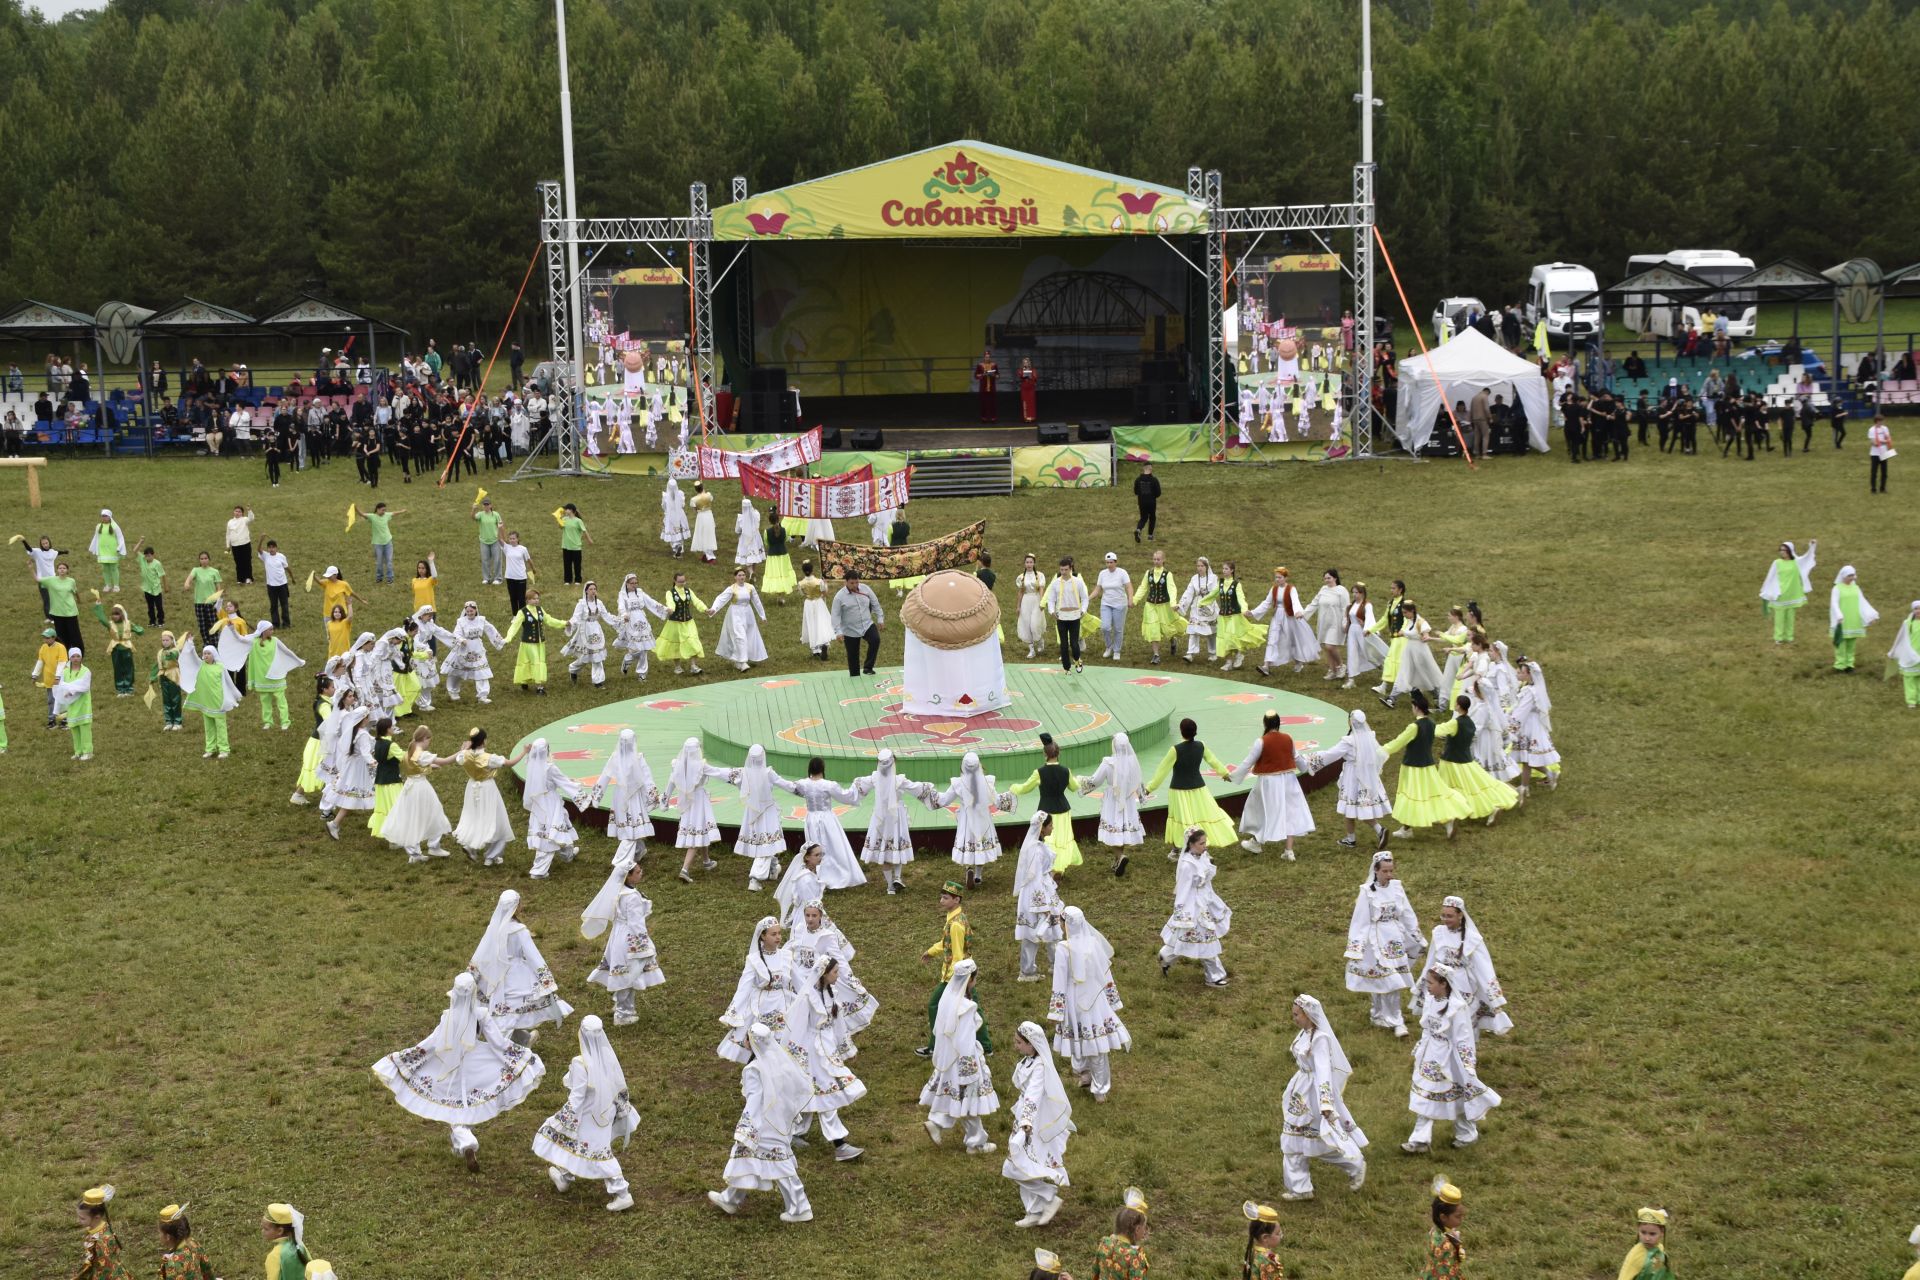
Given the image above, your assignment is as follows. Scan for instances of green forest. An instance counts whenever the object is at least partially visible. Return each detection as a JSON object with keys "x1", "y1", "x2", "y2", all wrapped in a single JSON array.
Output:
[{"x1": 3, "y1": 0, "x2": 1916, "y2": 348}]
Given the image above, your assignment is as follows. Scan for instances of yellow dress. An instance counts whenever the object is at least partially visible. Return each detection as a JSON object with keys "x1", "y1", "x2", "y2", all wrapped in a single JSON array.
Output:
[
  {"x1": 412, "y1": 574, "x2": 436, "y2": 614},
  {"x1": 327, "y1": 616, "x2": 350, "y2": 657}
]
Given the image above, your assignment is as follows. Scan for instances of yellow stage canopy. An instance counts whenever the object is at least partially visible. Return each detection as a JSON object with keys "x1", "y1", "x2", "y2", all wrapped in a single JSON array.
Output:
[{"x1": 712, "y1": 141, "x2": 1206, "y2": 241}]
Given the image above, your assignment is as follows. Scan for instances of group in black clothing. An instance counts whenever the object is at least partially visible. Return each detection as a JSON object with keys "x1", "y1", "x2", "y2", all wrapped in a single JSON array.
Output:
[{"x1": 1559, "y1": 381, "x2": 1847, "y2": 463}]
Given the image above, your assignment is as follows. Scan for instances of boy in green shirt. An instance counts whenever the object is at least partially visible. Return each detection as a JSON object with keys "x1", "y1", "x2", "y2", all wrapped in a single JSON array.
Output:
[
  {"x1": 474, "y1": 496, "x2": 504, "y2": 584},
  {"x1": 183, "y1": 551, "x2": 224, "y2": 645},
  {"x1": 355, "y1": 502, "x2": 406, "y2": 585},
  {"x1": 139, "y1": 546, "x2": 166, "y2": 625}
]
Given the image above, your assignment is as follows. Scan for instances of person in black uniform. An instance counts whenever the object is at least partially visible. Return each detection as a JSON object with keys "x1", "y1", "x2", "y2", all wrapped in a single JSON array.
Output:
[
  {"x1": 360, "y1": 430, "x2": 383, "y2": 488},
  {"x1": 1797, "y1": 396, "x2": 1816, "y2": 453},
  {"x1": 1633, "y1": 392, "x2": 1652, "y2": 450},
  {"x1": 1132, "y1": 464, "x2": 1161, "y2": 543},
  {"x1": 1561, "y1": 392, "x2": 1585, "y2": 463},
  {"x1": 1675, "y1": 394, "x2": 1699, "y2": 455},
  {"x1": 1829, "y1": 402, "x2": 1847, "y2": 450}
]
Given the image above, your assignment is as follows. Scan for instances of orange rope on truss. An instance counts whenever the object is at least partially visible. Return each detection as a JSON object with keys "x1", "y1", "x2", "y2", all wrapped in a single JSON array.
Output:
[
  {"x1": 438, "y1": 243, "x2": 542, "y2": 486},
  {"x1": 1372, "y1": 225, "x2": 1476, "y2": 469}
]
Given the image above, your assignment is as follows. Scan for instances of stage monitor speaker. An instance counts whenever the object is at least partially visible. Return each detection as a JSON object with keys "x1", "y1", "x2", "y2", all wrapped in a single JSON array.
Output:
[
  {"x1": 1077, "y1": 420, "x2": 1111, "y2": 442},
  {"x1": 751, "y1": 367, "x2": 787, "y2": 393},
  {"x1": 1036, "y1": 422, "x2": 1069, "y2": 445},
  {"x1": 850, "y1": 428, "x2": 884, "y2": 450},
  {"x1": 820, "y1": 425, "x2": 843, "y2": 450}
]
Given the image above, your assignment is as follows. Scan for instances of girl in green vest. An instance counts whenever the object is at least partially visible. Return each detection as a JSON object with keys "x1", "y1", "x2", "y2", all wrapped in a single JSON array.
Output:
[
  {"x1": 1827, "y1": 565, "x2": 1879, "y2": 672},
  {"x1": 53, "y1": 648, "x2": 95, "y2": 760}
]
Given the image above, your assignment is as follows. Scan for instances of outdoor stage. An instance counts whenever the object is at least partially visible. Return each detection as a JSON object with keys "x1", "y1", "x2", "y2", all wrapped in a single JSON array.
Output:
[{"x1": 510, "y1": 664, "x2": 1345, "y2": 842}]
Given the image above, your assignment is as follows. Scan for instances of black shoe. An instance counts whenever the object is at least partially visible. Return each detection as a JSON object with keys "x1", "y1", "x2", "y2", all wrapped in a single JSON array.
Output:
[
  {"x1": 863, "y1": 668, "x2": 875, "y2": 675},
  {"x1": 1113, "y1": 855, "x2": 1129, "y2": 878},
  {"x1": 914, "y1": 1046, "x2": 932, "y2": 1058},
  {"x1": 1133, "y1": 528, "x2": 1141, "y2": 543}
]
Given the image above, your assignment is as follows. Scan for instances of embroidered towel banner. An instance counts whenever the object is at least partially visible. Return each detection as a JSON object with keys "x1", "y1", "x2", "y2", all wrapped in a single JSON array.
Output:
[{"x1": 816, "y1": 519, "x2": 987, "y2": 580}]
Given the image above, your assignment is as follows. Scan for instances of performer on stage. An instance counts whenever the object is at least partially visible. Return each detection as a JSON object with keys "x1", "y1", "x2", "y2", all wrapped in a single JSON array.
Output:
[
  {"x1": 718, "y1": 916, "x2": 793, "y2": 1063},
  {"x1": 1018, "y1": 358, "x2": 1039, "y2": 423},
  {"x1": 854, "y1": 748, "x2": 931, "y2": 890},
  {"x1": 1015, "y1": 554, "x2": 1049, "y2": 659},
  {"x1": 975, "y1": 348, "x2": 1001, "y2": 422},
  {"x1": 733, "y1": 744, "x2": 789, "y2": 891}
]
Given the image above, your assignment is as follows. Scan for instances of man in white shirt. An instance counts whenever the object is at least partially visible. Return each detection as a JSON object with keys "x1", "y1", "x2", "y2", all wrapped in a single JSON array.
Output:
[
  {"x1": 1043, "y1": 556, "x2": 1089, "y2": 674},
  {"x1": 228, "y1": 404, "x2": 251, "y2": 448},
  {"x1": 1094, "y1": 552, "x2": 1132, "y2": 661},
  {"x1": 500, "y1": 530, "x2": 533, "y2": 613},
  {"x1": 225, "y1": 505, "x2": 256, "y2": 583},
  {"x1": 259, "y1": 537, "x2": 292, "y2": 628}
]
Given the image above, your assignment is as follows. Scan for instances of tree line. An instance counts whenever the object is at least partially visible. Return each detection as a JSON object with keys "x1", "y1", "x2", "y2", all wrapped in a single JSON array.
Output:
[{"x1": 1, "y1": 0, "x2": 1915, "y2": 354}]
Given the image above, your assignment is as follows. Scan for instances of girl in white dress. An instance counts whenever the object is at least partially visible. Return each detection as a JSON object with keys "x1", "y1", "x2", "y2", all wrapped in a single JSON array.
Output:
[
  {"x1": 1080, "y1": 732, "x2": 1146, "y2": 877},
  {"x1": 798, "y1": 560, "x2": 835, "y2": 655},
  {"x1": 707, "y1": 1023, "x2": 813, "y2": 1223},
  {"x1": 583, "y1": 729, "x2": 657, "y2": 860},
  {"x1": 1508, "y1": 658, "x2": 1558, "y2": 793},
  {"x1": 1401, "y1": 963, "x2": 1502, "y2": 1152},
  {"x1": 853, "y1": 748, "x2": 932, "y2": 892},
  {"x1": 444, "y1": 602, "x2": 503, "y2": 703},
  {"x1": 582, "y1": 854, "x2": 664, "y2": 1024},
  {"x1": 1465, "y1": 681, "x2": 1520, "y2": 783},
  {"x1": 1413, "y1": 895, "x2": 1513, "y2": 1038},
  {"x1": 522, "y1": 737, "x2": 585, "y2": 878},
  {"x1": 1014, "y1": 554, "x2": 1048, "y2": 658},
  {"x1": 688, "y1": 481, "x2": 719, "y2": 561},
  {"x1": 1249, "y1": 567, "x2": 1319, "y2": 675},
  {"x1": 920, "y1": 958, "x2": 999, "y2": 1153},
  {"x1": 1013, "y1": 813, "x2": 1065, "y2": 983},
  {"x1": 867, "y1": 507, "x2": 895, "y2": 547},
  {"x1": 930, "y1": 750, "x2": 1004, "y2": 886},
  {"x1": 372, "y1": 972, "x2": 545, "y2": 1169},
  {"x1": 1278, "y1": 993, "x2": 1367, "y2": 1200},
  {"x1": 660, "y1": 478, "x2": 690, "y2": 556},
  {"x1": 383, "y1": 725, "x2": 453, "y2": 864},
  {"x1": 733, "y1": 498, "x2": 766, "y2": 578},
  {"x1": 563, "y1": 582, "x2": 613, "y2": 687},
  {"x1": 318, "y1": 698, "x2": 372, "y2": 833},
  {"x1": 1178, "y1": 557, "x2": 1221, "y2": 662},
  {"x1": 1304, "y1": 709, "x2": 1392, "y2": 849},
  {"x1": 667, "y1": 737, "x2": 735, "y2": 883},
  {"x1": 710, "y1": 570, "x2": 769, "y2": 671},
  {"x1": 1344, "y1": 851, "x2": 1423, "y2": 1036},
  {"x1": 1158, "y1": 827, "x2": 1231, "y2": 986},
  {"x1": 1385, "y1": 601, "x2": 1445, "y2": 709},
  {"x1": 718, "y1": 916, "x2": 793, "y2": 1063},
  {"x1": 1342, "y1": 584, "x2": 1386, "y2": 689},
  {"x1": 1049, "y1": 905, "x2": 1128, "y2": 1102},
  {"x1": 783, "y1": 900, "x2": 877, "y2": 1043},
  {"x1": 803, "y1": 514, "x2": 835, "y2": 547},
  {"x1": 734, "y1": 743, "x2": 788, "y2": 890},
  {"x1": 533, "y1": 1015, "x2": 640, "y2": 1211},
  {"x1": 613, "y1": 574, "x2": 668, "y2": 679},
  {"x1": 1002, "y1": 1020, "x2": 1075, "y2": 1227},
  {"x1": 1307, "y1": 570, "x2": 1352, "y2": 679},
  {"x1": 470, "y1": 888, "x2": 574, "y2": 1042},
  {"x1": 774, "y1": 761, "x2": 866, "y2": 891},
  {"x1": 782, "y1": 955, "x2": 869, "y2": 1162},
  {"x1": 774, "y1": 843, "x2": 828, "y2": 931}
]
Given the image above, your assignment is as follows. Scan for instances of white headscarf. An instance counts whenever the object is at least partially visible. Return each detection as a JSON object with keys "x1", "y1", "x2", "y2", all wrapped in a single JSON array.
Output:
[
  {"x1": 1290, "y1": 993, "x2": 1353, "y2": 1083},
  {"x1": 722, "y1": 916, "x2": 784, "y2": 1028},
  {"x1": 1890, "y1": 602, "x2": 1920, "y2": 671},
  {"x1": 1013, "y1": 811, "x2": 1056, "y2": 902},
  {"x1": 1057, "y1": 905, "x2": 1116, "y2": 1014},
  {"x1": 52, "y1": 651, "x2": 92, "y2": 714},
  {"x1": 743, "y1": 1022, "x2": 812, "y2": 1139},
  {"x1": 950, "y1": 751, "x2": 994, "y2": 825},
  {"x1": 1523, "y1": 661, "x2": 1553, "y2": 734},
  {"x1": 668, "y1": 737, "x2": 706, "y2": 794},
  {"x1": 662, "y1": 477, "x2": 684, "y2": 516},
  {"x1": 600, "y1": 729, "x2": 653, "y2": 802},
  {"x1": 1360, "y1": 849, "x2": 1395, "y2": 892},
  {"x1": 581, "y1": 853, "x2": 636, "y2": 940},
  {"x1": 1438, "y1": 894, "x2": 1487, "y2": 963},
  {"x1": 1105, "y1": 732, "x2": 1142, "y2": 797},
  {"x1": 324, "y1": 704, "x2": 369, "y2": 776},
  {"x1": 523, "y1": 738, "x2": 555, "y2": 801},
  {"x1": 739, "y1": 744, "x2": 778, "y2": 821},
  {"x1": 773, "y1": 845, "x2": 824, "y2": 925},
  {"x1": 88, "y1": 511, "x2": 125, "y2": 558},
  {"x1": 1344, "y1": 709, "x2": 1384, "y2": 778},
  {"x1": 576, "y1": 1014, "x2": 635, "y2": 1136},
  {"x1": 867, "y1": 749, "x2": 903, "y2": 823},
  {"x1": 429, "y1": 972, "x2": 481, "y2": 1068},
  {"x1": 467, "y1": 890, "x2": 521, "y2": 993},
  {"x1": 1016, "y1": 1020, "x2": 1075, "y2": 1142},
  {"x1": 931, "y1": 957, "x2": 982, "y2": 1070}
]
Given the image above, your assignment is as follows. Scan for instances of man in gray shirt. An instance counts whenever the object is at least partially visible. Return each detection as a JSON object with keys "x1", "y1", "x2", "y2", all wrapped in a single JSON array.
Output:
[{"x1": 831, "y1": 569, "x2": 885, "y2": 677}]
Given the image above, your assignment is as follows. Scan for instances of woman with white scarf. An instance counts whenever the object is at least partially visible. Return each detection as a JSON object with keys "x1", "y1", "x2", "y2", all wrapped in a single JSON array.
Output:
[
  {"x1": 319, "y1": 701, "x2": 375, "y2": 841},
  {"x1": 444, "y1": 601, "x2": 504, "y2": 704},
  {"x1": 533, "y1": 1014, "x2": 640, "y2": 1211},
  {"x1": 1278, "y1": 993, "x2": 1368, "y2": 1200},
  {"x1": 1384, "y1": 601, "x2": 1445, "y2": 709},
  {"x1": 1013, "y1": 553, "x2": 1048, "y2": 658},
  {"x1": 1079, "y1": 732, "x2": 1145, "y2": 877},
  {"x1": 1342, "y1": 583, "x2": 1387, "y2": 689},
  {"x1": 1178, "y1": 556, "x2": 1221, "y2": 662},
  {"x1": 782, "y1": 948, "x2": 869, "y2": 1162},
  {"x1": 1048, "y1": 905, "x2": 1129, "y2": 1102},
  {"x1": 707, "y1": 1022, "x2": 814, "y2": 1223},
  {"x1": 1829, "y1": 564, "x2": 1879, "y2": 673},
  {"x1": 612, "y1": 574, "x2": 668, "y2": 679},
  {"x1": 920, "y1": 958, "x2": 999, "y2": 1154},
  {"x1": 583, "y1": 855, "x2": 664, "y2": 1025},
  {"x1": 1402, "y1": 962, "x2": 1502, "y2": 1152},
  {"x1": 563, "y1": 582, "x2": 613, "y2": 687},
  {"x1": 733, "y1": 744, "x2": 788, "y2": 891},
  {"x1": 583, "y1": 729, "x2": 658, "y2": 861},
  {"x1": 853, "y1": 748, "x2": 931, "y2": 892},
  {"x1": 1303, "y1": 709, "x2": 1392, "y2": 850},
  {"x1": 733, "y1": 497, "x2": 767, "y2": 577},
  {"x1": 1002, "y1": 1020, "x2": 1075, "y2": 1227},
  {"x1": 346, "y1": 631, "x2": 394, "y2": 718},
  {"x1": 1464, "y1": 682, "x2": 1521, "y2": 784},
  {"x1": 469, "y1": 889, "x2": 574, "y2": 1043},
  {"x1": 783, "y1": 900, "x2": 877, "y2": 1043},
  {"x1": 667, "y1": 737, "x2": 734, "y2": 884},
  {"x1": 1887, "y1": 599, "x2": 1920, "y2": 709},
  {"x1": 1413, "y1": 895, "x2": 1512, "y2": 1038},
  {"x1": 1758, "y1": 538, "x2": 1817, "y2": 644},
  {"x1": 774, "y1": 758, "x2": 867, "y2": 892},
  {"x1": 709, "y1": 569, "x2": 769, "y2": 672},
  {"x1": 1158, "y1": 826, "x2": 1232, "y2": 987},
  {"x1": 773, "y1": 843, "x2": 829, "y2": 931},
  {"x1": 1344, "y1": 852, "x2": 1423, "y2": 1036},
  {"x1": 1508, "y1": 657, "x2": 1558, "y2": 795},
  {"x1": 930, "y1": 750, "x2": 1005, "y2": 886},
  {"x1": 659, "y1": 477, "x2": 690, "y2": 556},
  {"x1": 371, "y1": 972, "x2": 545, "y2": 1169},
  {"x1": 718, "y1": 916, "x2": 793, "y2": 1064},
  {"x1": 522, "y1": 737, "x2": 586, "y2": 878},
  {"x1": 1306, "y1": 569, "x2": 1352, "y2": 679},
  {"x1": 1013, "y1": 814, "x2": 1065, "y2": 983}
]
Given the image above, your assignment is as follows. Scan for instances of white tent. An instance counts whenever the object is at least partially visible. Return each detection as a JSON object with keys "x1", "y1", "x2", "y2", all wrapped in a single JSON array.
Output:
[{"x1": 1392, "y1": 328, "x2": 1551, "y2": 454}]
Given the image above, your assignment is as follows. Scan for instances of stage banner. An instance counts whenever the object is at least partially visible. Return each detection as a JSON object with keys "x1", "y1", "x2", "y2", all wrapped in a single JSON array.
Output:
[
  {"x1": 1012, "y1": 444, "x2": 1112, "y2": 488},
  {"x1": 668, "y1": 427, "x2": 822, "y2": 480},
  {"x1": 739, "y1": 460, "x2": 872, "y2": 505},
  {"x1": 713, "y1": 141, "x2": 1206, "y2": 241},
  {"x1": 817, "y1": 519, "x2": 986, "y2": 581},
  {"x1": 1115, "y1": 424, "x2": 1216, "y2": 464}
]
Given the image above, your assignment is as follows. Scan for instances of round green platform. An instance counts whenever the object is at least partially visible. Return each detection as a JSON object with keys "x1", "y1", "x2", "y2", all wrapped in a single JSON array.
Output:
[{"x1": 511, "y1": 664, "x2": 1345, "y2": 835}]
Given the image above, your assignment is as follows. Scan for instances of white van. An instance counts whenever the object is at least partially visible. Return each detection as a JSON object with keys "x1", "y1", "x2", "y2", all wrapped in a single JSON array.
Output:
[
  {"x1": 1620, "y1": 249, "x2": 1757, "y2": 339},
  {"x1": 1525, "y1": 263, "x2": 1601, "y2": 341}
]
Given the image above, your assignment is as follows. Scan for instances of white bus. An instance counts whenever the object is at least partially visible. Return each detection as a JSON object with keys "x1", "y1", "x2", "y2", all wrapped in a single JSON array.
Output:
[
  {"x1": 1525, "y1": 263, "x2": 1602, "y2": 341},
  {"x1": 1621, "y1": 249, "x2": 1758, "y2": 339}
]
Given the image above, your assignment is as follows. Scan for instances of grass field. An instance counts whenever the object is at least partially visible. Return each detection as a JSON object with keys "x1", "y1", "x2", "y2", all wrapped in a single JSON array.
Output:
[{"x1": 0, "y1": 442, "x2": 1915, "y2": 1280}]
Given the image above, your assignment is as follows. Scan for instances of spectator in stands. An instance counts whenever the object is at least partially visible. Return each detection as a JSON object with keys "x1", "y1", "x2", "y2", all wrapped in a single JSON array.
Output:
[
  {"x1": 1623, "y1": 351, "x2": 1647, "y2": 380},
  {"x1": 425, "y1": 340, "x2": 443, "y2": 386},
  {"x1": 1892, "y1": 352, "x2": 1915, "y2": 382},
  {"x1": 1857, "y1": 352, "x2": 1879, "y2": 382},
  {"x1": 186, "y1": 358, "x2": 209, "y2": 399},
  {"x1": 35, "y1": 391, "x2": 54, "y2": 428},
  {"x1": 66, "y1": 364, "x2": 90, "y2": 403},
  {"x1": 6, "y1": 362, "x2": 22, "y2": 395},
  {"x1": 2, "y1": 409, "x2": 22, "y2": 454}
]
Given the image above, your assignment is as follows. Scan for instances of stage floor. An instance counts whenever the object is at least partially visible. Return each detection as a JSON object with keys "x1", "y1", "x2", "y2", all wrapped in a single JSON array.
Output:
[{"x1": 510, "y1": 664, "x2": 1344, "y2": 837}]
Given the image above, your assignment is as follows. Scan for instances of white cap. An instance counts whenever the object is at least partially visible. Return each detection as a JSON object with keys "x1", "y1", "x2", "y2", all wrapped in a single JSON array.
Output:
[
  {"x1": 99, "y1": 508, "x2": 111, "y2": 517},
  {"x1": 1104, "y1": 551, "x2": 1118, "y2": 562},
  {"x1": 325, "y1": 565, "x2": 339, "y2": 577}
]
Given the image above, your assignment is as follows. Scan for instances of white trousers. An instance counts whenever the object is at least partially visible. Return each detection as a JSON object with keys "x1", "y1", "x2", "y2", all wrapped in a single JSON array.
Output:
[
  {"x1": 1282, "y1": 1149, "x2": 1364, "y2": 1195},
  {"x1": 749, "y1": 854, "x2": 781, "y2": 883},
  {"x1": 529, "y1": 841, "x2": 578, "y2": 877},
  {"x1": 1370, "y1": 992, "x2": 1405, "y2": 1030},
  {"x1": 612, "y1": 989, "x2": 637, "y2": 1018},
  {"x1": 449, "y1": 1124, "x2": 477, "y2": 1156},
  {"x1": 1158, "y1": 946, "x2": 1226, "y2": 982},
  {"x1": 1018, "y1": 939, "x2": 1043, "y2": 977},
  {"x1": 619, "y1": 651, "x2": 650, "y2": 676},
  {"x1": 568, "y1": 656, "x2": 605, "y2": 684},
  {"x1": 550, "y1": 1166, "x2": 629, "y2": 1196},
  {"x1": 717, "y1": 1177, "x2": 810, "y2": 1216},
  {"x1": 927, "y1": 1112, "x2": 992, "y2": 1150},
  {"x1": 794, "y1": 1109, "x2": 849, "y2": 1142},
  {"x1": 1408, "y1": 1115, "x2": 1478, "y2": 1145},
  {"x1": 1071, "y1": 1052, "x2": 1112, "y2": 1099},
  {"x1": 1185, "y1": 631, "x2": 1216, "y2": 659},
  {"x1": 446, "y1": 676, "x2": 490, "y2": 701},
  {"x1": 1015, "y1": 1178, "x2": 1062, "y2": 1214},
  {"x1": 476, "y1": 835, "x2": 508, "y2": 866}
]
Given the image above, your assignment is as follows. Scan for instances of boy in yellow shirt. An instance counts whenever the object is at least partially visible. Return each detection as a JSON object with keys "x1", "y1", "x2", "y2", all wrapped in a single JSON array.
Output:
[{"x1": 32, "y1": 626, "x2": 67, "y2": 726}]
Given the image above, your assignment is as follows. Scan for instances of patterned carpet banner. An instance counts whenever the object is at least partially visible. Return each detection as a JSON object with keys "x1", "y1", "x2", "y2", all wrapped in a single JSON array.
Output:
[{"x1": 816, "y1": 519, "x2": 987, "y2": 579}]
